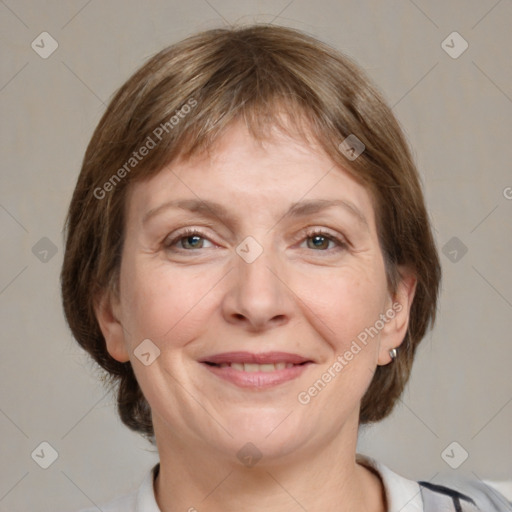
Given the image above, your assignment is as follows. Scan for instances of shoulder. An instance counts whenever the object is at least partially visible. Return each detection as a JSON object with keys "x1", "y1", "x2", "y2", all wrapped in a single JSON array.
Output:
[
  {"x1": 357, "y1": 454, "x2": 512, "y2": 512},
  {"x1": 426, "y1": 476, "x2": 512, "y2": 512}
]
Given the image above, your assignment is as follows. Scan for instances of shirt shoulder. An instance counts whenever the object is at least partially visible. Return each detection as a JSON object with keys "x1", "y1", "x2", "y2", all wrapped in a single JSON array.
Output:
[
  {"x1": 426, "y1": 476, "x2": 512, "y2": 512},
  {"x1": 356, "y1": 454, "x2": 512, "y2": 512}
]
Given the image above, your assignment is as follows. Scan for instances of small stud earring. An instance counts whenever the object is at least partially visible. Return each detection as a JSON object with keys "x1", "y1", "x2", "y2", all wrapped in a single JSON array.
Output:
[{"x1": 389, "y1": 348, "x2": 398, "y2": 361}]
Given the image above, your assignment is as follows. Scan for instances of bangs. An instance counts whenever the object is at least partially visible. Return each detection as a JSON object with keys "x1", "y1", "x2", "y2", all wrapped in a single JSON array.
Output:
[
  {"x1": 121, "y1": 72, "x2": 339, "y2": 187},
  {"x1": 169, "y1": 98, "x2": 328, "y2": 166},
  {"x1": 94, "y1": 25, "x2": 361, "y2": 190}
]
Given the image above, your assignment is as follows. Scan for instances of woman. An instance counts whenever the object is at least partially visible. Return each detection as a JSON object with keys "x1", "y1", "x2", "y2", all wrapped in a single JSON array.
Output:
[{"x1": 61, "y1": 24, "x2": 509, "y2": 512}]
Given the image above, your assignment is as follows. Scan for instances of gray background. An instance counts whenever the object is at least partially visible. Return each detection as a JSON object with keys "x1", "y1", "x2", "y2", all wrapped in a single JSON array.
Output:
[{"x1": 1, "y1": 1, "x2": 511, "y2": 510}]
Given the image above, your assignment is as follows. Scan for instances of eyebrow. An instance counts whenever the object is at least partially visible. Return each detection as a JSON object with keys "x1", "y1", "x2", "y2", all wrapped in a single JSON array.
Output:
[{"x1": 142, "y1": 197, "x2": 369, "y2": 230}]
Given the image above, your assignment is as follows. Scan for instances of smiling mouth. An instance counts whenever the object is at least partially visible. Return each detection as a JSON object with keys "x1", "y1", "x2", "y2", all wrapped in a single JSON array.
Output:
[
  {"x1": 203, "y1": 361, "x2": 308, "y2": 372},
  {"x1": 199, "y1": 351, "x2": 313, "y2": 388}
]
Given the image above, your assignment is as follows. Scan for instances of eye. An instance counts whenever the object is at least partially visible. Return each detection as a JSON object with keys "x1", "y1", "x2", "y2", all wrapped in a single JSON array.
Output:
[
  {"x1": 300, "y1": 229, "x2": 347, "y2": 251},
  {"x1": 164, "y1": 228, "x2": 215, "y2": 251}
]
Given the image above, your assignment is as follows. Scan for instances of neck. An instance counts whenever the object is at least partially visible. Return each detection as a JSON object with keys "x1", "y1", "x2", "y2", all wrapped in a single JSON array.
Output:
[{"x1": 153, "y1": 424, "x2": 385, "y2": 512}]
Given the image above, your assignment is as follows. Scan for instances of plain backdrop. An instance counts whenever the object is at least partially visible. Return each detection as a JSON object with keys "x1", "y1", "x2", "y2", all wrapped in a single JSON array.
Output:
[{"x1": 0, "y1": 1, "x2": 511, "y2": 510}]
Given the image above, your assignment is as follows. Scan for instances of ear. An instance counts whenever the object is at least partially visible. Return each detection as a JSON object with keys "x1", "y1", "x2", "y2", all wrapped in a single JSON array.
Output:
[
  {"x1": 377, "y1": 267, "x2": 417, "y2": 366},
  {"x1": 94, "y1": 289, "x2": 130, "y2": 363}
]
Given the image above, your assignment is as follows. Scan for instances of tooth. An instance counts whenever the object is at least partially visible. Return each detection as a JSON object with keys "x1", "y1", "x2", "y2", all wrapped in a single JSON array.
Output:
[{"x1": 225, "y1": 362, "x2": 295, "y2": 372}]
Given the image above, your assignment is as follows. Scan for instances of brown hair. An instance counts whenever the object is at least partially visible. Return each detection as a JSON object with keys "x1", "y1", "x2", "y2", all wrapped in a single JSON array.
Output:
[{"x1": 61, "y1": 24, "x2": 441, "y2": 442}]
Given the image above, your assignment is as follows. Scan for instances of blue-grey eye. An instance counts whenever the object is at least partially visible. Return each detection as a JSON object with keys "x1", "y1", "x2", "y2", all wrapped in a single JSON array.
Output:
[
  {"x1": 181, "y1": 235, "x2": 204, "y2": 249},
  {"x1": 307, "y1": 235, "x2": 332, "y2": 250}
]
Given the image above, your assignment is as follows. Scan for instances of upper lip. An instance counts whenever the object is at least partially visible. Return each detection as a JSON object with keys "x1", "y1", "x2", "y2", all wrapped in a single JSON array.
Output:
[{"x1": 200, "y1": 351, "x2": 312, "y2": 365}]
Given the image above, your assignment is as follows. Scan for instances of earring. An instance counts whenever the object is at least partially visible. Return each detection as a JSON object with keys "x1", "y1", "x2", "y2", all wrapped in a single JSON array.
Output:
[{"x1": 389, "y1": 348, "x2": 398, "y2": 361}]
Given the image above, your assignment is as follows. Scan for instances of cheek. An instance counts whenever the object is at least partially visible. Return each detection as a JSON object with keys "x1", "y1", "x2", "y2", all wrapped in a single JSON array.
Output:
[
  {"x1": 119, "y1": 257, "x2": 223, "y2": 345},
  {"x1": 293, "y1": 267, "x2": 388, "y2": 411},
  {"x1": 294, "y1": 261, "x2": 388, "y2": 353}
]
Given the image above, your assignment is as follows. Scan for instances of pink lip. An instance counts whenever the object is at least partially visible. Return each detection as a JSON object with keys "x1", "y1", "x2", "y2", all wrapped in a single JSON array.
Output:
[{"x1": 199, "y1": 351, "x2": 313, "y2": 389}]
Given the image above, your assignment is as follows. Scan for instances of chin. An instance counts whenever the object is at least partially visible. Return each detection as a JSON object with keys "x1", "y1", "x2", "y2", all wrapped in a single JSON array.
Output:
[{"x1": 218, "y1": 409, "x2": 314, "y2": 459}]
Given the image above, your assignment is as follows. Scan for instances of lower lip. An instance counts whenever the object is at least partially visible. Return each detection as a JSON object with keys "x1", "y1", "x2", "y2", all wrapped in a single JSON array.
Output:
[{"x1": 201, "y1": 363, "x2": 312, "y2": 389}]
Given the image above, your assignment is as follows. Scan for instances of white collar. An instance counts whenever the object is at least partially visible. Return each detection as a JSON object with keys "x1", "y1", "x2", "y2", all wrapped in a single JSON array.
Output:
[
  {"x1": 357, "y1": 454, "x2": 424, "y2": 511},
  {"x1": 135, "y1": 455, "x2": 424, "y2": 512}
]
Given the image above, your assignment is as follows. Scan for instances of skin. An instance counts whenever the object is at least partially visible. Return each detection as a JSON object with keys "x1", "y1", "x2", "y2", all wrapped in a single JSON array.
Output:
[{"x1": 96, "y1": 120, "x2": 416, "y2": 512}]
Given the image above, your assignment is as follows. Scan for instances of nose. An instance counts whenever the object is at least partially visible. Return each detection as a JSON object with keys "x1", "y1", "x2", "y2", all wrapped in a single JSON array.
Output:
[{"x1": 221, "y1": 243, "x2": 293, "y2": 332}]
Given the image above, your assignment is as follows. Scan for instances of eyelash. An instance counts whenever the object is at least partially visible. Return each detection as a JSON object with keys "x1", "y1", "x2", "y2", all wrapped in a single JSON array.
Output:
[{"x1": 163, "y1": 227, "x2": 348, "y2": 253}]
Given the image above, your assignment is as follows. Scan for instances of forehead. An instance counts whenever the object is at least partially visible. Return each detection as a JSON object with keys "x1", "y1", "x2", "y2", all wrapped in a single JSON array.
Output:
[{"x1": 125, "y1": 121, "x2": 376, "y2": 231}]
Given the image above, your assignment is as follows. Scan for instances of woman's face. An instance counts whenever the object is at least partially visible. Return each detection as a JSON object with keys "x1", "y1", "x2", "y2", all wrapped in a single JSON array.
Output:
[{"x1": 98, "y1": 121, "x2": 414, "y2": 463}]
